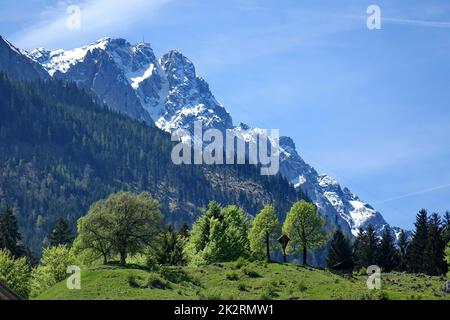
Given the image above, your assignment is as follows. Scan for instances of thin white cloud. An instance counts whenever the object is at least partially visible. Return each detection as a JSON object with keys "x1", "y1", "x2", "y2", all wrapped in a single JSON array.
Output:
[{"x1": 13, "y1": 0, "x2": 172, "y2": 50}]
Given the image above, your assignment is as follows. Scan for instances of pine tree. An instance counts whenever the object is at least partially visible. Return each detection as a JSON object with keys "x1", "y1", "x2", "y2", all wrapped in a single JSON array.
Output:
[
  {"x1": 354, "y1": 225, "x2": 379, "y2": 269},
  {"x1": 407, "y1": 209, "x2": 429, "y2": 273},
  {"x1": 0, "y1": 205, "x2": 24, "y2": 258},
  {"x1": 49, "y1": 217, "x2": 74, "y2": 247},
  {"x1": 424, "y1": 213, "x2": 447, "y2": 275},
  {"x1": 326, "y1": 229, "x2": 354, "y2": 270},
  {"x1": 378, "y1": 227, "x2": 397, "y2": 272},
  {"x1": 156, "y1": 225, "x2": 186, "y2": 266},
  {"x1": 442, "y1": 211, "x2": 450, "y2": 244},
  {"x1": 397, "y1": 229, "x2": 409, "y2": 271}
]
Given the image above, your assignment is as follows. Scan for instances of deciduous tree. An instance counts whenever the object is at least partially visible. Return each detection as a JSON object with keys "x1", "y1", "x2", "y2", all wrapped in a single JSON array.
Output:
[
  {"x1": 282, "y1": 200, "x2": 327, "y2": 266},
  {"x1": 249, "y1": 205, "x2": 281, "y2": 262},
  {"x1": 75, "y1": 192, "x2": 162, "y2": 265},
  {"x1": 0, "y1": 249, "x2": 30, "y2": 299}
]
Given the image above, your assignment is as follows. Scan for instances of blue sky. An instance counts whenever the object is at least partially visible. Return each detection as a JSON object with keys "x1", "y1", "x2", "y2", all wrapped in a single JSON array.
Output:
[{"x1": 1, "y1": 0, "x2": 449, "y2": 229}]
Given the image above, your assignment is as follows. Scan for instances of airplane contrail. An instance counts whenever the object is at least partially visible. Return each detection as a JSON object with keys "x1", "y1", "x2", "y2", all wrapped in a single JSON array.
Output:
[
  {"x1": 383, "y1": 17, "x2": 450, "y2": 29},
  {"x1": 376, "y1": 183, "x2": 450, "y2": 204},
  {"x1": 339, "y1": 14, "x2": 450, "y2": 29}
]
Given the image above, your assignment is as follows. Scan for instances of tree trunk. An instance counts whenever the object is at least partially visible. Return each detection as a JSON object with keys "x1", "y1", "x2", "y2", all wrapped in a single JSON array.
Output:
[
  {"x1": 103, "y1": 253, "x2": 108, "y2": 265},
  {"x1": 303, "y1": 244, "x2": 307, "y2": 266},
  {"x1": 119, "y1": 248, "x2": 127, "y2": 265},
  {"x1": 265, "y1": 232, "x2": 271, "y2": 262}
]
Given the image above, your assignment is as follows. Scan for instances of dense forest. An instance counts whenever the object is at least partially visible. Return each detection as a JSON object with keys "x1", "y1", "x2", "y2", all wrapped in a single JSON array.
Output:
[{"x1": 0, "y1": 72, "x2": 303, "y2": 254}]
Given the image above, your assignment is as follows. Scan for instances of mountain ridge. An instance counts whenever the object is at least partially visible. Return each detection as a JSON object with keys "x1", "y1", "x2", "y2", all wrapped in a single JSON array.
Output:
[{"x1": 0, "y1": 36, "x2": 402, "y2": 242}]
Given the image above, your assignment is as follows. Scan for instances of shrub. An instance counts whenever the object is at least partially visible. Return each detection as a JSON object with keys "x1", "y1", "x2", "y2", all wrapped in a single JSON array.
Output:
[
  {"x1": 226, "y1": 272, "x2": 240, "y2": 281},
  {"x1": 354, "y1": 267, "x2": 367, "y2": 276},
  {"x1": 242, "y1": 266, "x2": 261, "y2": 278},
  {"x1": 127, "y1": 275, "x2": 140, "y2": 288},
  {"x1": 161, "y1": 266, "x2": 197, "y2": 285},
  {"x1": 126, "y1": 254, "x2": 148, "y2": 267},
  {"x1": 198, "y1": 288, "x2": 224, "y2": 300},
  {"x1": 30, "y1": 245, "x2": 76, "y2": 297},
  {"x1": 146, "y1": 273, "x2": 170, "y2": 290},
  {"x1": 237, "y1": 282, "x2": 247, "y2": 291},
  {"x1": 260, "y1": 282, "x2": 277, "y2": 300},
  {"x1": 234, "y1": 257, "x2": 249, "y2": 269},
  {"x1": 145, "y1": 253, "x2": 160, "y2": 271},
  {"x1": 298, "y1": 279, "x2": 308, "y2": 292},
  {"x1": 0, "y1": 249, "x2": 31, "y2": 299}
]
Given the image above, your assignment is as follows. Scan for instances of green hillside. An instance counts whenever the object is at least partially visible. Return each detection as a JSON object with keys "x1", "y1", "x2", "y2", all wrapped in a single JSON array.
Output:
[{"x1": 35, "y1": 262, "x2": 449, "y2": 300}]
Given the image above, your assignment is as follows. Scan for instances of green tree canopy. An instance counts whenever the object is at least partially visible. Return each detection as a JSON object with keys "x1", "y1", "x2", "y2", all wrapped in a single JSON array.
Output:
[
  {"x1": 30, "y1": 245, "x2": 75, "y2": 297},
  {"x1": 74, "y1": 192, "x2": 162, "y2": 265},
  {"x1": 0, "y1": 249, "x2": 30, "y2": 299},
  {"x1": 282, "y1": 200, "x2": 327, "y2": 266},
  {"x1": 73, "y1": 206, "x2": 114, "y2": 265},
  {"x1": 249, "y1": 205, "x2": 281, "y2": 262},
  {"x1": 185, "y1": 202, "x2": 251, "y2": 265}
]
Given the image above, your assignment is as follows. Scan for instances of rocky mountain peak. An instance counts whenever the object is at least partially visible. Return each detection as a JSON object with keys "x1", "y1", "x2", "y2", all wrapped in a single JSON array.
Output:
[{"x1": 161, "y1": 50, "x2": 197, "y2": 85}]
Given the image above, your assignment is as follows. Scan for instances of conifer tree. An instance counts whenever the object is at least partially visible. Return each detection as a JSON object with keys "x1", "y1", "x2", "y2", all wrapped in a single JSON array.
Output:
[
  {"x1": 0, "y1": 205, "x2": 24, "y2": 258},
  {"x1": 354, "y1": 224, "x2": 379, "y2": 269},
  {"x1": 49, "y1": 217, "x2": 74, "y2": 247},
  {"x1": 442, "y1": 211, "x2": 450, "y2": 244},
  {"x1": 425, "y1": 213, "x2": 447, "y2": 275},
  {"x1": 326, "y1": 229, "x2": 354, "y2": 270},
  {"x1": 378, "y1": 227, "x2": 397, "y2": 272},
  {"x1": 156, "y1": 225, "x2": 187, "y2": 266},
  {"x1": 407, "y1": 209, "x2": 429, "y2": 273},
  {"x1": 397, "y1": 229, "x2": 409, "y2": 271}
]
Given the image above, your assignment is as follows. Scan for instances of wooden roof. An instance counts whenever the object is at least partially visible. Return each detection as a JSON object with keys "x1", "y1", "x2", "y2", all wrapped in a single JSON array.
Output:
[{"x1": 0, "y1": 281, "x2": 21, "y2": 300}]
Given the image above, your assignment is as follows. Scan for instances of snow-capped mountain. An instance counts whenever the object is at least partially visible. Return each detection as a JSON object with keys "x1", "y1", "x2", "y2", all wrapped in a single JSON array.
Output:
[
  {"x1": 28, "y1": 38, "x2": 232, "y2": 131},
  {"x1": 25, "y1": 37, "x2": 399, "y2": 241}
]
